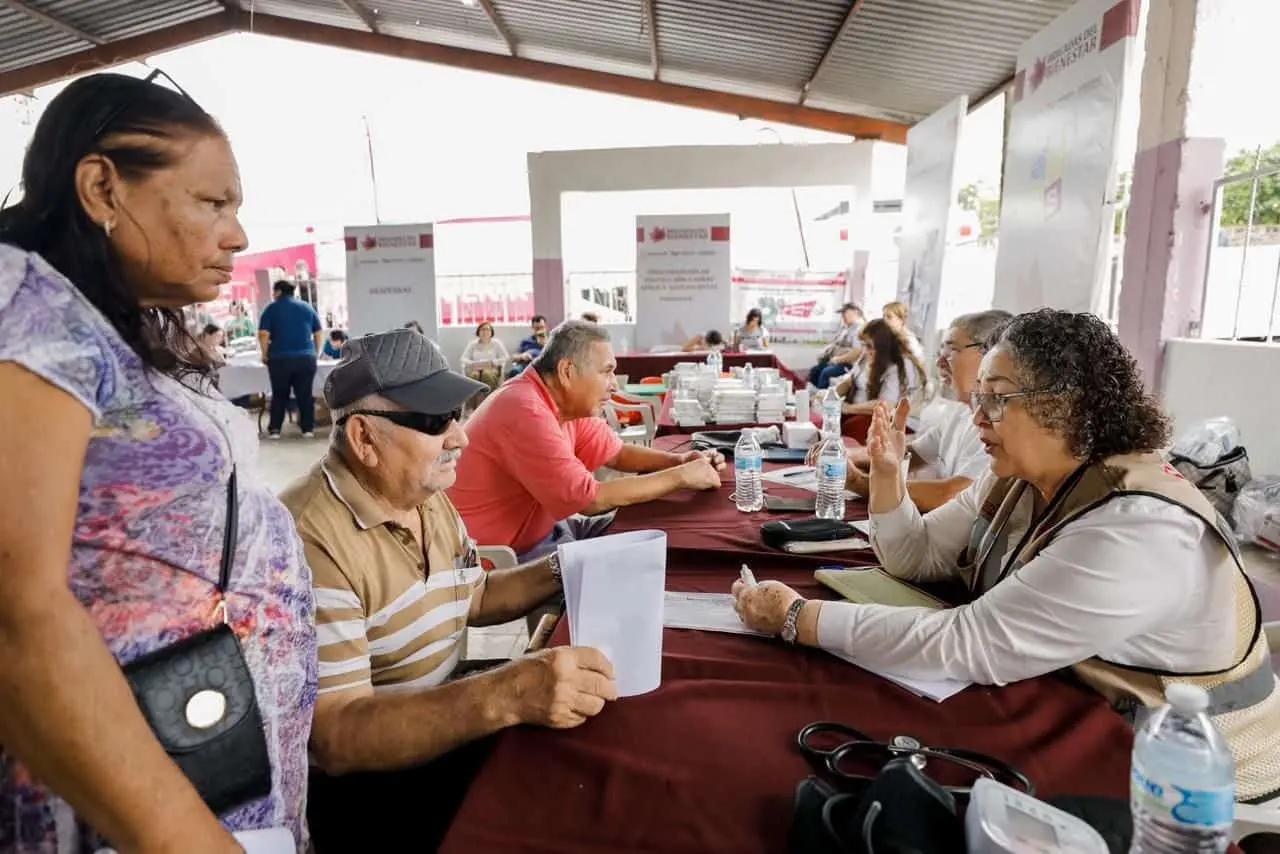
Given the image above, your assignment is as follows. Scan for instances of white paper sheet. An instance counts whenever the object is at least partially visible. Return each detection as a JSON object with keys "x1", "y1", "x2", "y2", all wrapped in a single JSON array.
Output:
[
  {"x1": 761, "y1": 465, "x2": 857, "y2": 499},
  {"x1": 559, "y1": 530, "x2": 667, "y2": 697},
  {"x1": 663, "y1": 592, "x2": 768, "y2": 636},
  {"x1": 826, "y1": 649, "x2": 969, "y2": 702},
  {"x1": 851, "y1": 519, "x2": 871, "y2": 536}
]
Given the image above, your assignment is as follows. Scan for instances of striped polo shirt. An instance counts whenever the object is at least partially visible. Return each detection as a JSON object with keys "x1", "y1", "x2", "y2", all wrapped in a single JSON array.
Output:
[{"x1": 280, "y1": 451, "x2": 486, "y2": 696}]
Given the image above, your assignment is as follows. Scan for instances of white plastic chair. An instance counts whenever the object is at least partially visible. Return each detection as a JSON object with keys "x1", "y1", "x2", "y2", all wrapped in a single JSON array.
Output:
[
  {"x1": 1232, "y1": 803, "x2": 1280, "y2": 845},
  {"x1": 605, "y1": 399, "x2": 656, "y2": 446},
  {"x1": 459, "y1": 546, "x2": 519, "y2": 660}
]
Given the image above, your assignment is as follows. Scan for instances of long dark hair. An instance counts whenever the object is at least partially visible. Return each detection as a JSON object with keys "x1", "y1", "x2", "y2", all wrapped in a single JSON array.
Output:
[
  {"x1": 858, "y1": 318, "x2": 926, "y2": 402},
  {"x1": 0, "y1": 72, "x2": 224, "y2": 380}
]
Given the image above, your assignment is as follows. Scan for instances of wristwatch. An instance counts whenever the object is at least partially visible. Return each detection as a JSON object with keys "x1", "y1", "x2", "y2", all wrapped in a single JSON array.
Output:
[
  {"x1": 780, "y1": 598, "x2": 806, "y2": 644},
  {"x1": 547, "y1": 551, "x2": 562, "y2": 585}
]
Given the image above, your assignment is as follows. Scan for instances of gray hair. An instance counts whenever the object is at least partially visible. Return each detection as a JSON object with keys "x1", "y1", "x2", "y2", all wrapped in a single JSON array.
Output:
[
  {"x1": 951, "y1": 309, "x2": 1013, "y2": 351},
  {"x1": 532, "y1": 319, "x2": 611, "y2": 376},
  {"x1": 330, "y1": 393, "x2": 394, "y2": 451}
]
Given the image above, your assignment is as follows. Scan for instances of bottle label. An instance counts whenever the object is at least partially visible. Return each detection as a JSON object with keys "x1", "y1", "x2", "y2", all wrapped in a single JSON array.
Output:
[
  {"x1": 735, "y1": 455, "x2": 762, "y2": 473},
  {"x1": 1131, "y1": 760, "x2": 1234, "y2": 829},
  {"x1": 821, "y1": 459, "x2": 847, "y2": 480}
]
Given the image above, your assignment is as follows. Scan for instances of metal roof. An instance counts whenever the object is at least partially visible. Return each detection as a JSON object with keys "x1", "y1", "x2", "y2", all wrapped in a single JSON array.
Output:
[{"x1": 0, "y1": 0, "x2": 1077, "y2": 132}]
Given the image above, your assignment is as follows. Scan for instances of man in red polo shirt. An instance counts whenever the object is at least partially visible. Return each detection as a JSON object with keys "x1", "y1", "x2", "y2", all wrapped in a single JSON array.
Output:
[{"x1": 450, "y1": 320, "x2": 724, "y2": 560}]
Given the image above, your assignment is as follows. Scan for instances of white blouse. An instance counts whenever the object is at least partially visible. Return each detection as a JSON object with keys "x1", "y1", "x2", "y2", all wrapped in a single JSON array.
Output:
[
  {"x1": 461, "y1": 338, "x2": 509, "y2": 371},
  {"x1": 815, "y1": 470, "x2": 1236, "y2": 686}
]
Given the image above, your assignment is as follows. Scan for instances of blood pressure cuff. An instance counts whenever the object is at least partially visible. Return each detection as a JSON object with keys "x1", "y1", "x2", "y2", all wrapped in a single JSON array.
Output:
[
  {"x1": 762, "y1": 518, "x2": 860, "y2": 550},
  {"x1": 788, "y1": 759, "x2": 964, "y2": 854}
]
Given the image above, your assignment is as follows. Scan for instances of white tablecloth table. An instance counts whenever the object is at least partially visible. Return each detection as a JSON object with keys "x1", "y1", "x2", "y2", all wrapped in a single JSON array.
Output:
[{"x1": 218, "y1": 358, "x2": 338, "y2": 401}]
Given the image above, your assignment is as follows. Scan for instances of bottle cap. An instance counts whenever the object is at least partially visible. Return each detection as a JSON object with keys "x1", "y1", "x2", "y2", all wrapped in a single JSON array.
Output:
[{"x1": 1165, "y1": 682, "x2": 1210, "y2": 713}]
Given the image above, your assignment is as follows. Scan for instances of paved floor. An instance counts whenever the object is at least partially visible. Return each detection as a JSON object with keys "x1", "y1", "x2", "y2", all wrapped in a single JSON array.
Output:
[{"x1": 256, "y1": 428, "x2": 530, "y2": 660}]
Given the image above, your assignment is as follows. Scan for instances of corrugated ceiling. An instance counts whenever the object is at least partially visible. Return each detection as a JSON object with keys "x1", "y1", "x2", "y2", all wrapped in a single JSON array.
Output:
[{"x1": 0, "y1": 0, "x2": 1077, "y2": 123}]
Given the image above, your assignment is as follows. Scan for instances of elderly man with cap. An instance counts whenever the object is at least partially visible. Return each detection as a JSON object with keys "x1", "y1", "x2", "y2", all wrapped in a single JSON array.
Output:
[{"x1": 279, "y1": 328, "x2": 617, "y2": 853}]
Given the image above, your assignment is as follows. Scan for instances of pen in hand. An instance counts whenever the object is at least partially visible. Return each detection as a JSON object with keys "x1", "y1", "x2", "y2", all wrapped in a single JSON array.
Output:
[{"x1": 739, "y1": 564, "x2": 757, "y2": 586}]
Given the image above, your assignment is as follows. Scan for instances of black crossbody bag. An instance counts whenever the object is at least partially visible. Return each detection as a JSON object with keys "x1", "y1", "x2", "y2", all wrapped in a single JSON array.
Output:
[{"x1": 121, "y1": 467, "x2": 273, "y2": 815}]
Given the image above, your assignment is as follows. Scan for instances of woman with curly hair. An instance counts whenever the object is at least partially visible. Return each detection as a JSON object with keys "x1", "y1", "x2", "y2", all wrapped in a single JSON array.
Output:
[
  {"x1": 733, "y1": 309, "x2": 1280, "y2": 803},
  {"x1": 834, "y1": 317, "x2": 927, "y2": 415}
]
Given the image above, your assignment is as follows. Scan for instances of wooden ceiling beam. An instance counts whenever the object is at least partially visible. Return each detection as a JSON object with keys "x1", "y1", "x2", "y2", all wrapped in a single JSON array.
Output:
[
  {"x1": 476, "y1": 0, "x2": 517, "y2": 55},
  {"x1": 0, "y1": 10, "x2": 234, "y2": 97},
  {"x1": 2, "y1": 0, "x2": 104, "y2": 46},
  {"x1": 641, "y1": 0, "x2": 660, "y2": 80},
  {"x1": 800, "y1": 0, "x2": 866, "y2": 105},
  {"x1": 237, "y1": 13, "x2": 909, "y2": 141},
  {"x1": 337, "y1": 0, "x2": 378, "y2": 33}
]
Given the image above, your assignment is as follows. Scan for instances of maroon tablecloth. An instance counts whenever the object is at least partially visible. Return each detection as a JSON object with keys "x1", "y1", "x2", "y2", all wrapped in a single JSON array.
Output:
[
  {"x1": 440, "y1": 560, "x2": 1134, "y2": 854},
  {"x1": 438, "y1": 439, "x2": 1135, "y2": 854},
  {"x1": 611, "y1": 435, "x2": 876, "y2": 569},
  {"x1": 616, "y1": 352, "x2": 804, "y2": 389}
]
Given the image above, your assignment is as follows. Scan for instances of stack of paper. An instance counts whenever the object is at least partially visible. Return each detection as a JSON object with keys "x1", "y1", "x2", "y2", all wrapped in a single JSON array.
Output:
[
  {"x1": 712, "y1": 388, "x2": 757, "y2": 424},
  {"x1": 559, "y1": 531, "x2": 667, "y2": 697},
  {"x1": 660, "y1": 590, "x2": 967, "y2": 702},
  {"x1": 671, "y1": 397, "x2": 707, "y2": 427},
  {"x1": 761, "y1": 465, "x2": 857, "y2": 499},
  {"x1": 756, "y1": 389, "x2": 786, "y2": 424}
]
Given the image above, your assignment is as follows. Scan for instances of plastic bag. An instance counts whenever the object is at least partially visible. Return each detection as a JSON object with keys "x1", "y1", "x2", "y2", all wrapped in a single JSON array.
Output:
[
  {"x1": 1234, "y1": 477, "x2": 1280, "y2": 553},
  {"x1": 1170, "y1": 417, "x2": 1242, "y2": 467}
]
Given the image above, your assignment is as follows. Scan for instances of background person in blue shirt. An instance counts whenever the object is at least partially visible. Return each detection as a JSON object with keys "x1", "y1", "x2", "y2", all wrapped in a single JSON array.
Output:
[{"x1": 258, "y1": 280, "x2": 323, "y2": 438}]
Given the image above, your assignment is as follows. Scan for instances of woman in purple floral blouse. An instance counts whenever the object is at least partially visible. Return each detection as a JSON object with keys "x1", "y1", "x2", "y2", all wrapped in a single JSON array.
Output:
[{"x1": 0, "y1": 73, "x2": 316, "y2": 853}]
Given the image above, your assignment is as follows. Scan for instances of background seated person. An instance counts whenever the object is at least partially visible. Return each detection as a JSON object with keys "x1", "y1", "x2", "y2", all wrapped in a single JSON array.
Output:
[
  {"x1": 834, "y1": 318, "x2": 926, "y2": 416},
  {"x1": 682, "y1": 329, "x2": 725, "y2": 352},
  {"x1": 836, "y1": 310, "x2": 1009, "y2": 511},
  {"x1": 461, "y1": 321, "x2": 509, "y2": 391},
  {"x1": 281, "y1": 329, "x2": 618, "y2": 853},
  {"x1": 881, "y1": 301, "x2": 925, "y2": 362},
  {"x1": 507, "y1": 314, "x2": 549, "y2": 377},
  {"x1": 733, "y1": 310, "x2": 1280, "y2": 804},
  {"x1": 809, "y1": 302, "x2": 864, "y2": 388},
  {"x1": 732, "y1": 308, "x2": 769, "y2": 351},
  {"x1": 451, "y1": 320, "x2": 724, "y2": 561},
  {"x1": 322, "y1": 329, "x2": 347, "y2": 359}
]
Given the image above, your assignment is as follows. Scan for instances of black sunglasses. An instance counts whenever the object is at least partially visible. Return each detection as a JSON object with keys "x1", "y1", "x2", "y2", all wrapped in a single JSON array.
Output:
[
  {"x1": 93, "y1": 68, "x2": 196, "y2": 141},
  {"x1": 336, "y1": 409, "x2": 462, "y2": 436}
]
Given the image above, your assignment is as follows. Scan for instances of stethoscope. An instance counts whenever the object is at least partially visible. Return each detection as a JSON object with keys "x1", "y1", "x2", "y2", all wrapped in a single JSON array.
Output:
[{"x1": 797, "y1": 722, "x2": 1036, "y2": 797}]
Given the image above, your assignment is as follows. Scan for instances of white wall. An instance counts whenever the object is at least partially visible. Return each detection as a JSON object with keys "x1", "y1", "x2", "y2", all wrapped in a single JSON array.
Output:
[{"x1": 1162, "y1": 338, "x2": 1280, "y2": 475}]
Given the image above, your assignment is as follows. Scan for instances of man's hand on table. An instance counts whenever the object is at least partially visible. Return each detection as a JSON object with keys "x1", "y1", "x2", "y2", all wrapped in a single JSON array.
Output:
[
  {"x1": 731, "y1": 579, "x2": 802, "y2": 635},
  {"x1": 676, "y1": 456, "x2": 723, "y2": 491},
  {"x1": 677, "y1": 449, "x2": 726, "y2": 471},
  {"x1": 507, "y1": 647, "x2": 618, "y2": 729}
]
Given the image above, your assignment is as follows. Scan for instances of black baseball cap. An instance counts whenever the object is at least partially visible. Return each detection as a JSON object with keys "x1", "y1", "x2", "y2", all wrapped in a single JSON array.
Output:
[{"x1": 324, "y1": 328, "x2": 486, "y2": 415}]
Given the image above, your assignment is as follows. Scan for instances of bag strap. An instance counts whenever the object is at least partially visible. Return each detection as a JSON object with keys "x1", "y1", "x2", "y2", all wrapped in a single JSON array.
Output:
[{"x1": 218, "y1": 466, "x2": 239, "y2": 593}]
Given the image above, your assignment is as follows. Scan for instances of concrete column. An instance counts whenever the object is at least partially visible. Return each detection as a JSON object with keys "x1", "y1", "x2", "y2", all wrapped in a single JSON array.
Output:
[
  {"x1": 527, "y1": 153, "x2": 567, "y2": 327},
  {"x1": 1117, "y1": 0, "x2": 1230, "y2": 389}
]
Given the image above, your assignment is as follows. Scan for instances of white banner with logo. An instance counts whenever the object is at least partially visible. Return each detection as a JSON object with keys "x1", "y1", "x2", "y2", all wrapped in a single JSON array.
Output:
[
  {"x1": 994, "y1": 0, "x2": 1143, "y2": 315},
  {"x1": 732, "y1": 270, "x2": 849, "y2": 345},
  {"x1": 634, "y1": 214, "x2": 732, "y2": 351},
  {"x1": 897, "y1": 96, "x2": 967, "y2": 356},
  {"x1": 344, "y1": 223, "x2": 437, "y2": 336}
]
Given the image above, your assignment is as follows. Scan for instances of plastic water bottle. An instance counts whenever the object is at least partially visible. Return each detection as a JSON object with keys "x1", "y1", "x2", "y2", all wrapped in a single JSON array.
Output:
[
  {"x1": 1130, "y1": 684, "x2": 1234, "y2": 854},
  {"x1": 734, "y1": 430, "x2": 764, "y2": 513},
  {"x1": 742, "y1": 362, "x2": 755, "y2": 389},
  {"x1": 821, "y1": 388, "x2": 842, "y2": 439},
  {"x1": 815, "y1": 435, "x2": 847, "y2": 519}
]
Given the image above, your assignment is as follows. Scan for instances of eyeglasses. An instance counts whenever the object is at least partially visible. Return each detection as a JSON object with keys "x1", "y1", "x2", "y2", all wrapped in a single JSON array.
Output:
[
  {"x1": 336, "y1": 409, "x2": 462, "y2": 436},
  {"x1": 93, "y1": 68, "x2": 196, "y2": 142},
  {"x1": 968, "y1": 390, "x2": 1054, "y2": 423},
  {"x1": 937, "y1": 342, "x2": 982, "y2": 364}
]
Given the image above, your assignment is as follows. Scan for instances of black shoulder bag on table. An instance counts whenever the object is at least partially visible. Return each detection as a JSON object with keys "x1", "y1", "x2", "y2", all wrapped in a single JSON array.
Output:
[{"x1": 121, "y1": 467, "x2": 272, "y2": 816}]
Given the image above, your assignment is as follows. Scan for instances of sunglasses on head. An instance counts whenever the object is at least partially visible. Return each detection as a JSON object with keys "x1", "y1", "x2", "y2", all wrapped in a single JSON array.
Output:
[
  {"x1": 336, "y1": 409, "x2": 462, "y2": 436},
  {"x1": 93, "y1": 68, "x2": 196, "y2": 142}
]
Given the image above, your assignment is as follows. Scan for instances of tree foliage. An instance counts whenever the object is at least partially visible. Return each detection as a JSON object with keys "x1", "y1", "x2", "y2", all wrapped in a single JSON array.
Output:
[{"x1": 1222, "y1": 144, "x2": 1280, "y2": 227}]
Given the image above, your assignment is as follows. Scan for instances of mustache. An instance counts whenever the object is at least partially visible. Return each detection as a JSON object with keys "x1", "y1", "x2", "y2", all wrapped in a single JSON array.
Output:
[{"x1": 435, "y1": 448, "x2": 463, "y2": 467}]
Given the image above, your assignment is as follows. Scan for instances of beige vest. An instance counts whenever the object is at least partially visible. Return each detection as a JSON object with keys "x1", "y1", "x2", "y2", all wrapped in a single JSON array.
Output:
[{"x1": 961, "y1": 453, "x2": 1280, "y2": 803}]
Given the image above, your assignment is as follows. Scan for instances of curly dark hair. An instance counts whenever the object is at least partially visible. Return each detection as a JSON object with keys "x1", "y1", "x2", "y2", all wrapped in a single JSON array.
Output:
[
  {"x1": 0, "y1": 72, "x2": 224, "y2": 383},
  {"x1": 996, "y1": 309, "x2": 1170, "y2": 460}
]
